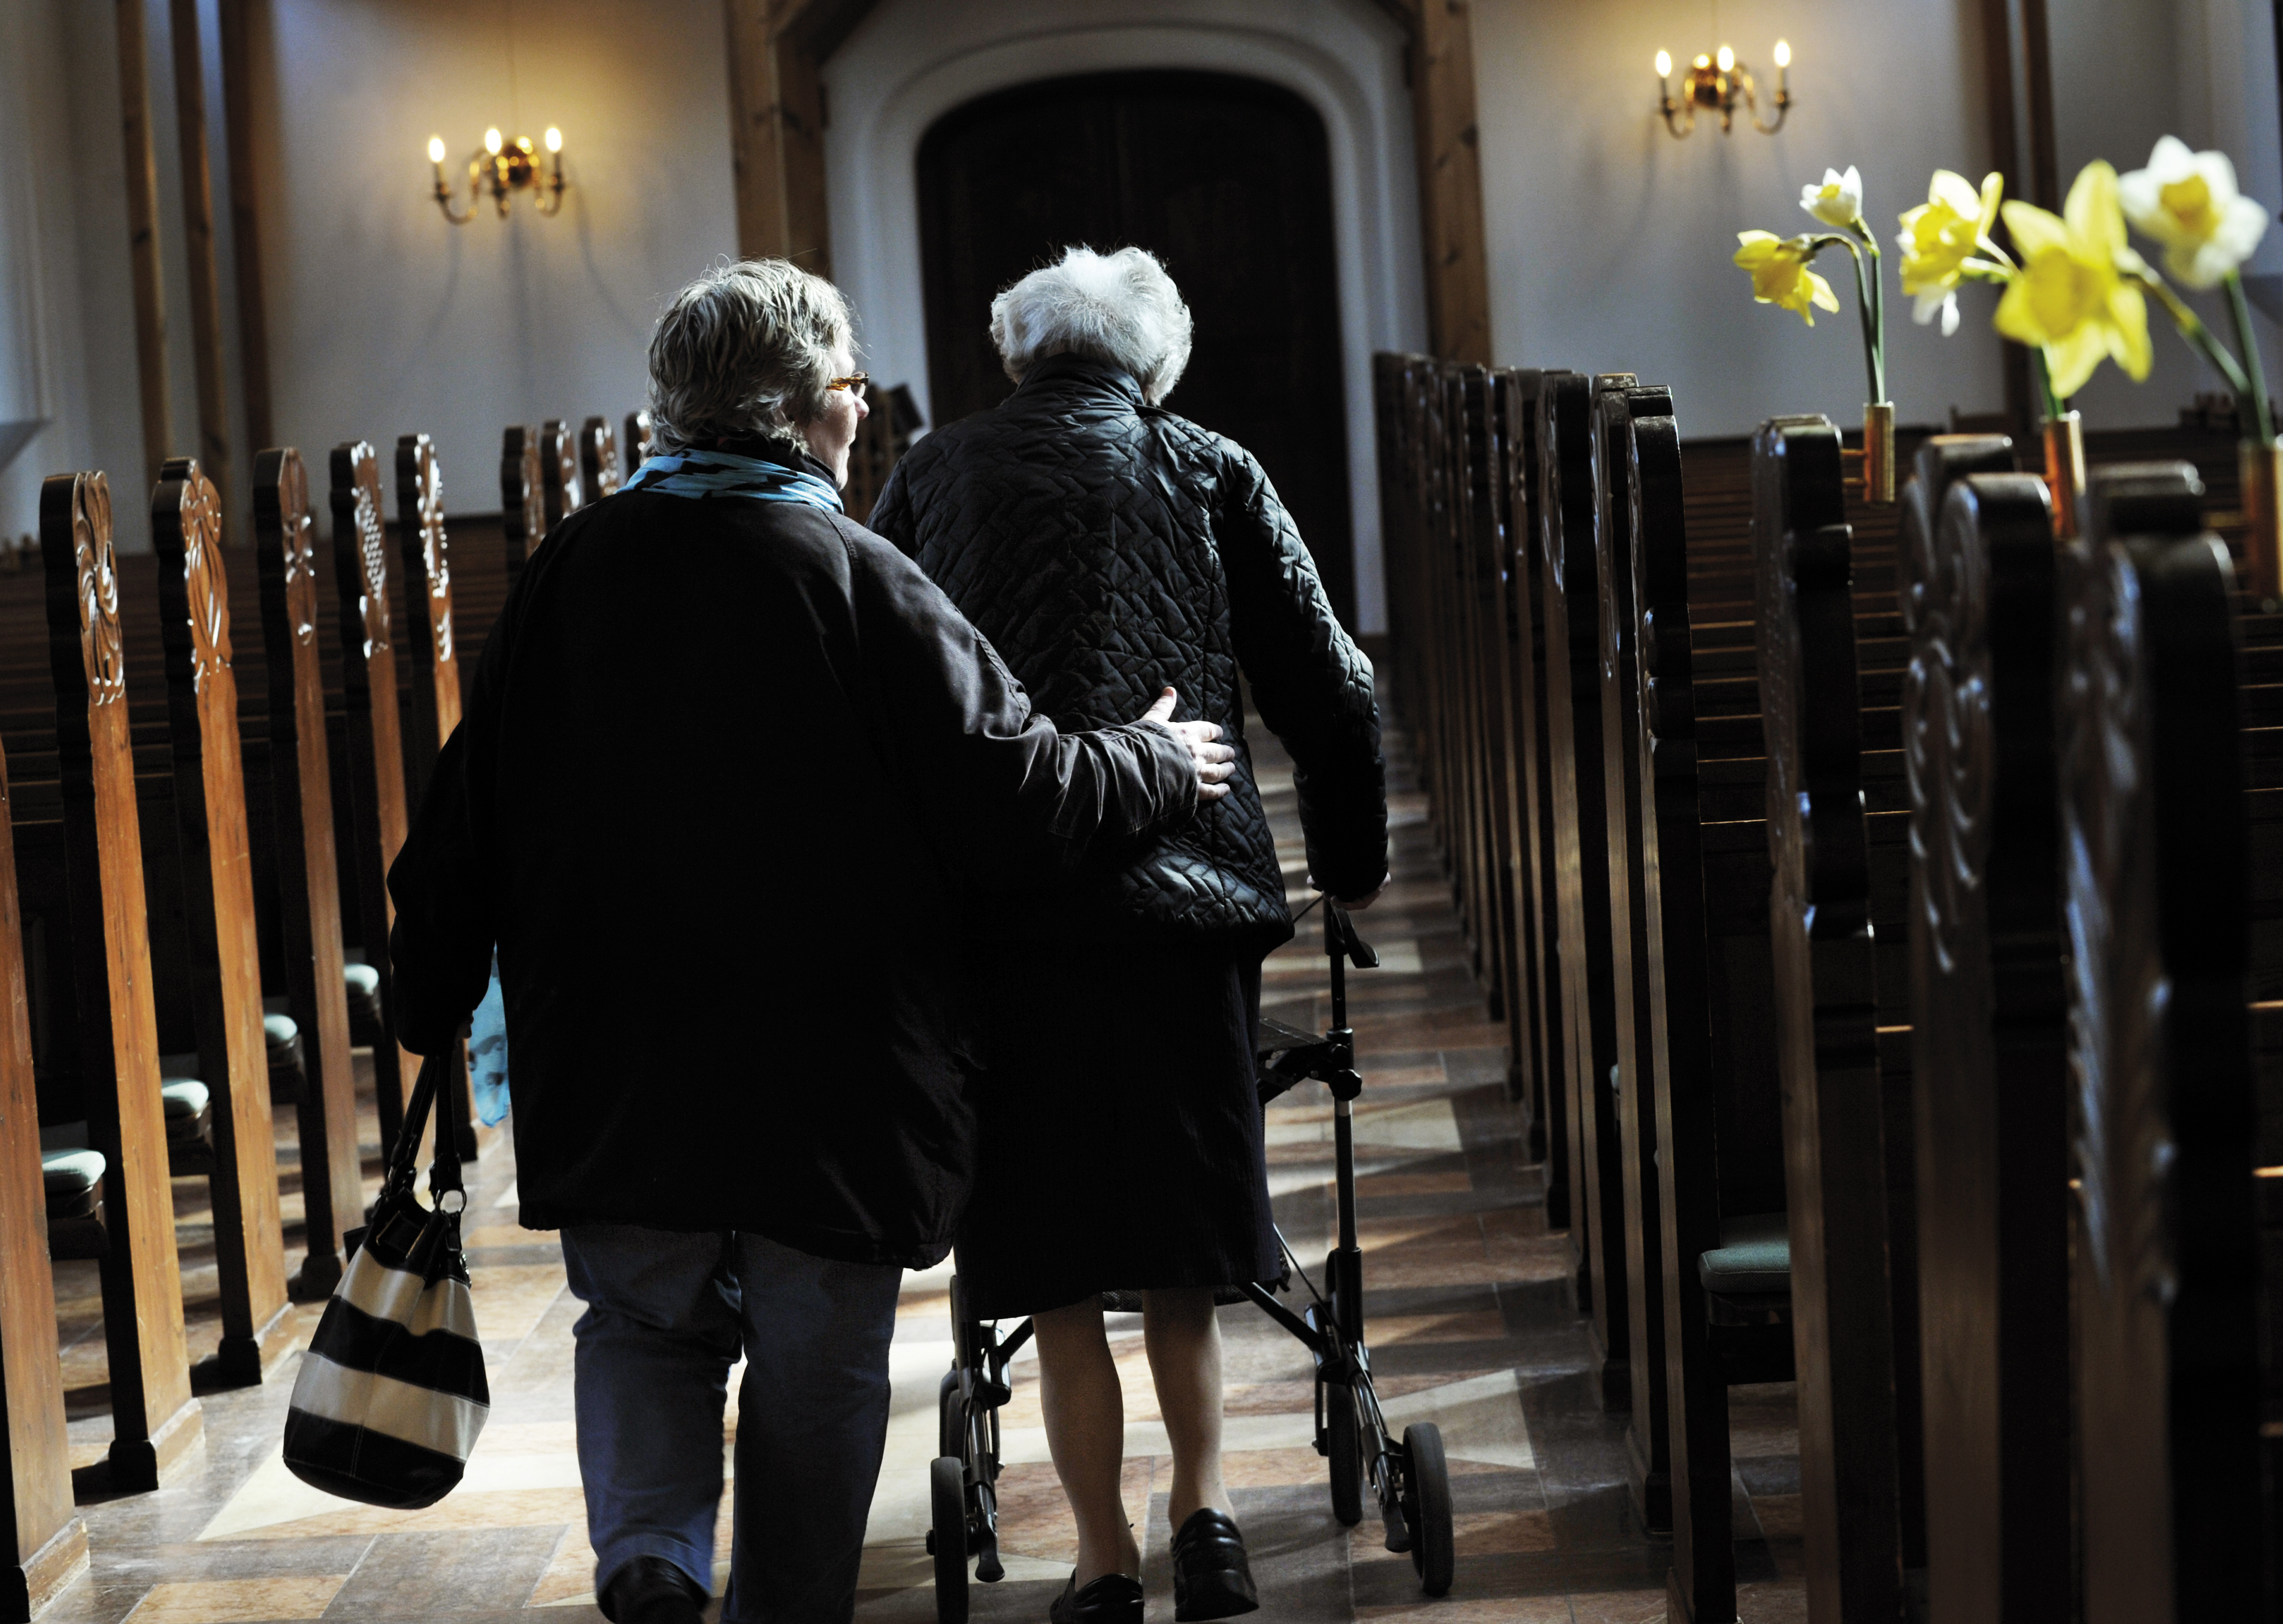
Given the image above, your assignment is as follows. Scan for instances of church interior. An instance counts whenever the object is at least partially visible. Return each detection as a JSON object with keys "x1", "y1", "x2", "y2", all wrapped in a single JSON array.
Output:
[{"x1": 0, "y1": 1, "x2": 2276, "y2": 1621}]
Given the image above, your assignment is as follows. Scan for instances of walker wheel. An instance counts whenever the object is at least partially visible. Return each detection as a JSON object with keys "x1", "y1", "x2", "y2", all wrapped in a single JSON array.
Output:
[
  {"x1": 1401, "y1": 1423, "x2": 1454, "y2": 1596},
  {"x1": 1325, "y1": 1382, "x2": 1365, "y2": 1526},
  {"x1": 931, "y1": 1455, "x2": 969, "y2": 1623}
]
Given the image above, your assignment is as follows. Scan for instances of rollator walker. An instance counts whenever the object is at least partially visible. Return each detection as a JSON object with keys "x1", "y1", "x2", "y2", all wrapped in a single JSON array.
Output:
[{"x1": 926, "y1": 899, "x2": 1456, "y2": 1620}]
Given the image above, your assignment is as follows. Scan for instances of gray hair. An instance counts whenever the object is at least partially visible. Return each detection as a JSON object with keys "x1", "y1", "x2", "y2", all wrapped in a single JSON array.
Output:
[
  {"x1": 990, "y1": 246, "x2": 1192, "y2": 404},
  {"x1": 647, "y1": 259, "x2": 854, "y2": 456}
]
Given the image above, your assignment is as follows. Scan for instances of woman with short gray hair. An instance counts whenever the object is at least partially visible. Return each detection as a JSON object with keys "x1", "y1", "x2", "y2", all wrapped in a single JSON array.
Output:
[
  {"x1": 873, "y1": 246, "x2": 1388, "y2": 1624},
  {"x1": 387, "y1": 256, "x2": 1237, "y2": 1624}
]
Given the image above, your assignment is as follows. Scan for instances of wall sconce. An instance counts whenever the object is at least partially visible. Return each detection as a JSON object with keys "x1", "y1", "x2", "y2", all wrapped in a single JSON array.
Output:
[
  {"x1": 429, "y1": 126, "x2": 567, "y2": 223},
  {"x1": 1655, "y1": 39, "x2": 1792, "y2": 137}
]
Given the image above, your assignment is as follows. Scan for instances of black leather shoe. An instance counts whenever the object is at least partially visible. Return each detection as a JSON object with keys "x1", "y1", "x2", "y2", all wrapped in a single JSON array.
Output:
[
  {"x1": 1049, "y1": 1571, "x2": 1144, "y2": 1624},
  {"x1": 1171, "y1": 1508, "x2": 1259, "y2": 1622},
  {"x1": 599, "y1": 1555, "x2": 707, "y2": 1624}
]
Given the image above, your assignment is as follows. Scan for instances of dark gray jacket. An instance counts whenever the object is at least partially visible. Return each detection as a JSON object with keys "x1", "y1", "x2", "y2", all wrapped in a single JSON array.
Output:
[
  {"x1": 870, "y1": 355, "x2": 1387, "y2": 952},
  {"x1": 387, "y1": 479, "x2": 1197, "y2": 1266}
]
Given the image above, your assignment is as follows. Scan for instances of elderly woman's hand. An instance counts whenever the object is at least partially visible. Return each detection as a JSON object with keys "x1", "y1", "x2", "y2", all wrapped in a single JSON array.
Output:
[
  {"x1": 1139, "y1": 687, "x2": 1236, "y2": 802},
  {"x1": 1309, "y1": 871, "x2": 1389, "y2": 911}
]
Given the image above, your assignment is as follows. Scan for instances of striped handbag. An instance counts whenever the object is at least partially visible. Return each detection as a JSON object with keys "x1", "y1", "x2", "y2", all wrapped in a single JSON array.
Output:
[{"x1": 283, "y1": 1052, "x2": 489, "y2": 1507}]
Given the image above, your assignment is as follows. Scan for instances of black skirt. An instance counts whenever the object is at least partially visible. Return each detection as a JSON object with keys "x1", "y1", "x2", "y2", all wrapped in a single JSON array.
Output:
[{"x1": 956, "y1": 940, "x2": 1279, "y2": 1319}]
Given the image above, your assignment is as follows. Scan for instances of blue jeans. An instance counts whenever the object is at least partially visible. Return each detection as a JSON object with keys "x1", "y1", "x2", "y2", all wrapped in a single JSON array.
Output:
[{"x1": 559, "y1": 1225, "x2": 903, "y2": 1624}]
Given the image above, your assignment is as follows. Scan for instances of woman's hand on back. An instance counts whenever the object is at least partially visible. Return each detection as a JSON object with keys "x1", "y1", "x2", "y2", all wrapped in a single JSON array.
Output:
[{"x1": 1139, "y1": 687, "x2": 1236, "y2": 802}]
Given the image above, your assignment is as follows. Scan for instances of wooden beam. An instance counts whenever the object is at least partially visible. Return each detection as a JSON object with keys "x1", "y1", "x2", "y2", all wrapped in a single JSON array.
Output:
[
  {"x1": 168, "y1": 0, "x2": 234, "y2": 523},
  {"x1": 215, "y1": 0, "x2": 274, "y2": 457},
  {"x1": 1978, "y1": 0, "x2": 2062, "y2": 436},
  {"x1": 723, "y1": 1, "x2": 828, "y2": 274},
  {"x1": 116, "y1": 0, "x2": 171, "y2": 493},
  {"x1": 1410, "y1": 0, "x2": 1492, "y2": 363}
]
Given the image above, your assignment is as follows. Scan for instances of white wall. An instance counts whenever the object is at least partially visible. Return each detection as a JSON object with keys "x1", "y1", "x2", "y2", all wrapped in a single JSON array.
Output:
[
  {"x1": 2054, "y1": 0, "x2": 2283, "y2": 429},
  {"x1": 0, "y1": 0, "x2": 144, "y2": 550},
  {"x1": 1471, "y1": 0, "x2": 2008, "y2": 437},
  {"x1": 1470, "y1": 0, "x2": 2283, "y2": 440},
  {"x1": 822, "y1": 0, "x2": 1429, "y2": 635},
  {"x1": 259, "y1": 0, "x2": 735, "y2": 520}
]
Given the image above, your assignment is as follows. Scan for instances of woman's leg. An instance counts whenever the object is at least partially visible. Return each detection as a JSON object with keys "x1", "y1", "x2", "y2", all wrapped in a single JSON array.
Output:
[
  {"x1": 1034, "y1": 1300, "x2": 1142, "y2": 1586},
  {"x1": 1140, "y1": 1287, "x2": 1230, "y2": 1527}
]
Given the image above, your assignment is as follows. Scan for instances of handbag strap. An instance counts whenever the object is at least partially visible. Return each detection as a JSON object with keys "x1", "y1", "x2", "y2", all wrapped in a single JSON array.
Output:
[{"x1": 382, "y1": 1049, "x2": 466, "y2": 1211}]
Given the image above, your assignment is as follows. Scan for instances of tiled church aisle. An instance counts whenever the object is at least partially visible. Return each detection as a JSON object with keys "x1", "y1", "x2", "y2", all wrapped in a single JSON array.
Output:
[{"x1": 33, "y1": 721, "x2": 1804, "y2": 1623}]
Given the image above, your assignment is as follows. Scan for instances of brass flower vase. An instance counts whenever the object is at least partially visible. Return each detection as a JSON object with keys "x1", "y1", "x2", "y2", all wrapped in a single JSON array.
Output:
[
  {"x1": 2240, "y1": 439, "x2": 2283, "y2": 603},
  {"x1": 2043, "y1": 412, "x2": 2087, "y2": 541},
  {"x1": 1845, "y1": 402, "x2": 1896, "y2": 504}
]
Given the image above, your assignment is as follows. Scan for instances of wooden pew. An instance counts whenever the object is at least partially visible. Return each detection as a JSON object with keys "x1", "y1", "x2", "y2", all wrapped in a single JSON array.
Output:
[
  {"x1": 250, "y1": 448, "x2": 361, "y2": 1298},
  {"x1": 502, "y1": 426, "x2": 545, "y2": 585},
  {"x1": 1440, "y1": 367, "x2": 1507, "y2": 1020},
  {"x1": 541, "y1": 419, "x2": 585, "y2": 531},
  {"x1": 624, "y1": 408, "x2": 653, "y2": 480},
  {"x1": 329, "y1": 443, "x2": 419, "y2": 1152},
  {"x1": 1497, "y1": 368, "x2": 1569, "y2": 1202},
  {"x1": 1619, "y1": 407, "x2": 1795, "y2": 1624},
  {"x1": 580, "y1": 415, "x2": 622, "y2": 501},
  {"x1": 392, "y1": 435, "x2": 477, "y2": 1161},
  {"x1": 1900, "y1": 447, "x2": 2072, "y2": 1620},
  {"x1": 0, "y1": 702, "x2": 87, "y2": 1616},
  {"x1": 1752, "y1": 414, "x2": 1937, "y2": 1622},
  {"x1": 2061, "y1": 465, "x2": 2266, "y2": 1621},
  {"x1": 1477, "y1": 372, "x2": 1544, "y2": 1134},
  {"x1": 148, "y1": 458, "x2": 295, "y2": 1386},
  {"x1": 34, "y1": 471, "x2": 202, "y2": 1488},
  {"x1": 393, "y1": 434, "x2": 461, "y2": 811},
  {"x1": 1589, "y1": 376, "x2": 1678, "y2": 1529},
  {"x1": 1538, "y1": 369, "x2": 1630, "y2": 1399}
]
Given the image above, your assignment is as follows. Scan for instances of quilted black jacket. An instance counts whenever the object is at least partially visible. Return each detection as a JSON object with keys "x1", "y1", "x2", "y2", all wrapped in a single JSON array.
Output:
[{"x1": 870, "y1": 354, "x2": 1387, "y2": 949}]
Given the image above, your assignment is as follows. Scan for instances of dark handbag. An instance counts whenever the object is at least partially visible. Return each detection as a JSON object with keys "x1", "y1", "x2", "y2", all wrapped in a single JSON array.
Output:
[{"x1": 282, "y1": 1050, "x2": 489, "y2": 1508}]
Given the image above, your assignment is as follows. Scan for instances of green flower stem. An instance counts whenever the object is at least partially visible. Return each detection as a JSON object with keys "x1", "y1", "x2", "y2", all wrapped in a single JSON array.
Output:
[
  {"x1": 1848, "y1": 222, "x2": 1889, "y2": 403},
  {"x1": 2225, "y1": 271, "x2": 2275, "y2": 446},
  {"x1": 2135, "y1": 269, "x2": 2254, "y2": 403},
  {"x1": 1809, "y1": 233, "x2": 1884, "y2": 407}
]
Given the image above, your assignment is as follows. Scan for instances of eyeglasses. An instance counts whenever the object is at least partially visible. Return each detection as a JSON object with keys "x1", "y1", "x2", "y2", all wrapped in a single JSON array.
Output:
[{"x1": 826, "y1": 373, "x2": 870, "y2": 399}]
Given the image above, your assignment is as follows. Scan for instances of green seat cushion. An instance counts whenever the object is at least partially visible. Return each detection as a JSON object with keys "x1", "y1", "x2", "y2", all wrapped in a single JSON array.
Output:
[
  {"x1": 264, "y1": 1013, "x2": 299, "y2": 1053},
  {"x1": 343, "y1": 963, "x2": 380, "y2": 998},
  {"x1": 41, "y1": 1148, "x2": 105, "y2": 1200},
  {"x1": 161, "y1": 1079, "x2": 210, "y2": 1119},
  {"x1": 1697, "y1": 1211, "x2": 1791, "y2": 1295}
]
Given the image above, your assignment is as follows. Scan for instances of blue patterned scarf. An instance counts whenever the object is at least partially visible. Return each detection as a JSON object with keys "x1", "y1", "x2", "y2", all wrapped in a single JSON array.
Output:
[{"x1": 623, "y1": 446, "x2": 844, "y2": 514}]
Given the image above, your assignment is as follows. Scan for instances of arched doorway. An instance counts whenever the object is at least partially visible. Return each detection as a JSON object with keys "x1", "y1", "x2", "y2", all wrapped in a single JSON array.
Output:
[{"x1": 916, "y1": 70, "x2": 1356, "y2": 624}]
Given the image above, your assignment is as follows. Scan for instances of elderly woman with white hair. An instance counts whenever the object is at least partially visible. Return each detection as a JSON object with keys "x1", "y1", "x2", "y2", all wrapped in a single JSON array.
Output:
[
  {"x1": 871, "y1": 247, "x2": 1388, "y2": 1624},
  {"x1": 387, "y1": 258, "x2": 1236, "y2": 1624}
]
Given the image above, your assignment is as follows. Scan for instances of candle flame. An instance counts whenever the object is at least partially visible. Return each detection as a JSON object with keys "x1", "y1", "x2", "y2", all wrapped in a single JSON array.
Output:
[
  {"x1": 1715, "y1": 43, "x2": 1735, "y2": 73},
  {"x1": 1773, "y1": 38, "x2": 1791, "y2": 68},
  {"x1": 1655, "y1": 50, "x2": 1672, "y2": 78},
  {"x1": 427, "y1": 135, "x2": 446, "y2": 164},
  {"x1": 484, "y1": 127, "x2": 503, "y2": 155},
  {"x1": 544, "y1": 126, "x2": 562, "y2": 153}
]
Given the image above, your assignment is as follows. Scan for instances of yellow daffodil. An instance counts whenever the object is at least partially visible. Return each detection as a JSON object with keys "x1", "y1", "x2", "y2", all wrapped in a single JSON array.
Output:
[
  {"x1": 2118, "y1": 135, "x2": 2270, "y2": 289},
  {"x1": 1996, "y1": 160, "x2": 2152, "y2": 398},
  {"x1": 1734, "y1": 231, "x2": 1842, "y2": 326},
  {"x1": 1897, "y1": 169, "x2": 2002, "y2": 335},
  {"x1": 1800, "y1": 166, "x2": 1864, "y2": 228}
]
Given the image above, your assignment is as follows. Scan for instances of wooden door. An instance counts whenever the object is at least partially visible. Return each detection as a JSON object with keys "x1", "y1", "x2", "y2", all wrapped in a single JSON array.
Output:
[{"x1": 918, "y1": 70, "x2": 1356, "y2": 625}]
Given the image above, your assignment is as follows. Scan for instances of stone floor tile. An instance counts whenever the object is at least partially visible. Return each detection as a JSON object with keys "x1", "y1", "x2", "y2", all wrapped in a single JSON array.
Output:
[
  {"x1": 122, "y1": 1576, "x2": 347, "y2": 1623},
  {"x1": 322, "y1": 1526, "x2": 565, "y2": 1615}
]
